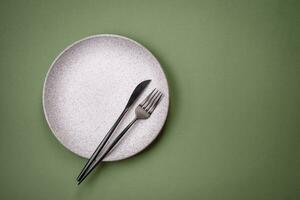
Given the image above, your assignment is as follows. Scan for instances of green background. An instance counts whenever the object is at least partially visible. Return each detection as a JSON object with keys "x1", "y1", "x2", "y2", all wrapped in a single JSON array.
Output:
[{"x1": 0, "y1": 0, "x2": 299, "y2": 199}]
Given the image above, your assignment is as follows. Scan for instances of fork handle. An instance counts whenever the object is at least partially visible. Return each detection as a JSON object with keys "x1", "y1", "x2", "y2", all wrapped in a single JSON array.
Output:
[
  {"x1": 76, "y1": 107, "x2": 128, "y2": 181},
  {"x1": 77, "y1": 118, "x2": 138, "y2": 184}
]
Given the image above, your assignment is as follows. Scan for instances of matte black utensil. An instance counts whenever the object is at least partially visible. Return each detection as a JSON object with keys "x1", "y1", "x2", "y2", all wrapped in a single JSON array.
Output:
[
  {"x1": 76, "y1": 80, "x2": 151, "y2": 181},
  {"x1": 77, "y1": 89, "x2": 163, "y2": 184}
]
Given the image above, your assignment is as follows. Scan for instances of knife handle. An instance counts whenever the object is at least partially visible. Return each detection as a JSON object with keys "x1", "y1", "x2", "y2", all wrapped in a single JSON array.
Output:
[
  {"x1": 77, "y1": 118, "x2": 138, "y2": 184},
  {"x1": 76, "y1": 107, "x2": 128, "y2": 181}
]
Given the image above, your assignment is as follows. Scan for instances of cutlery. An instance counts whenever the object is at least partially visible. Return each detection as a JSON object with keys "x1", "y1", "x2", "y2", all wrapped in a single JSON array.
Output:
[
  {"x1": 76, "y1": 80, "x2": 151, "y2": 181},
  {"x1": 77, "y1": 89, "x2": 163, "y2": 184}
]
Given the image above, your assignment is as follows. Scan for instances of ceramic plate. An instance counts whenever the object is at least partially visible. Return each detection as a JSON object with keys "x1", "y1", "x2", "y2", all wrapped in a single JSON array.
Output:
[{"x1": 42, "y1": 34, "x2": 169, "y2": 161}]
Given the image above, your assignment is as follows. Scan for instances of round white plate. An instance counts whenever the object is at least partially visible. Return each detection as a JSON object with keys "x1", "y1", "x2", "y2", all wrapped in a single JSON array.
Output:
[{"x1": 43, "y1": 34, "x2": 169, "y2": 161}]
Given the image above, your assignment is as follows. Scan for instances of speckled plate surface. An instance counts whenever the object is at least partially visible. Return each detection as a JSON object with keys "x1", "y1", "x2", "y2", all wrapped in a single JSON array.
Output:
[{"x1": 42, "y1": 34, "x2": 169, "y2": 161}]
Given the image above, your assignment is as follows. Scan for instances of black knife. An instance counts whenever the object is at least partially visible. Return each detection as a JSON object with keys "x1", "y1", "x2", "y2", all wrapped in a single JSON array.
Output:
[{"x1": 76, "y1": 80, "x2": 151, "y2": 181}]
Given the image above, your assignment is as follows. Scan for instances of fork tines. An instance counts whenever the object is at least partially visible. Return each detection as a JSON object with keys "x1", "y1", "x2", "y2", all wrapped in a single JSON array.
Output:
[{"x1": 140, "y1": 89, "x2": 163, "y2": 113}]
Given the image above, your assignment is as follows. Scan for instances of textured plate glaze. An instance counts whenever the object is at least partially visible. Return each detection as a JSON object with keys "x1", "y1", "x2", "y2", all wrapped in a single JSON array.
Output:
[{"x1": 43, "y1": 34, "x2": 169, "y2": 161}]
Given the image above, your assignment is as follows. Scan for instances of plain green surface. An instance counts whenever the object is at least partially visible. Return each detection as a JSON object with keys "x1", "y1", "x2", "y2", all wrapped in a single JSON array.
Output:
[{"x1": 0, "y1": 0, "x2": 299, "y2": 199}]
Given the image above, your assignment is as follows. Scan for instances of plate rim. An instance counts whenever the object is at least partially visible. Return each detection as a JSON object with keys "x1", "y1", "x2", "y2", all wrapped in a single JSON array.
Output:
[{"x1": 42, "y1": 34, "x2": 170, "y2": 161}]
